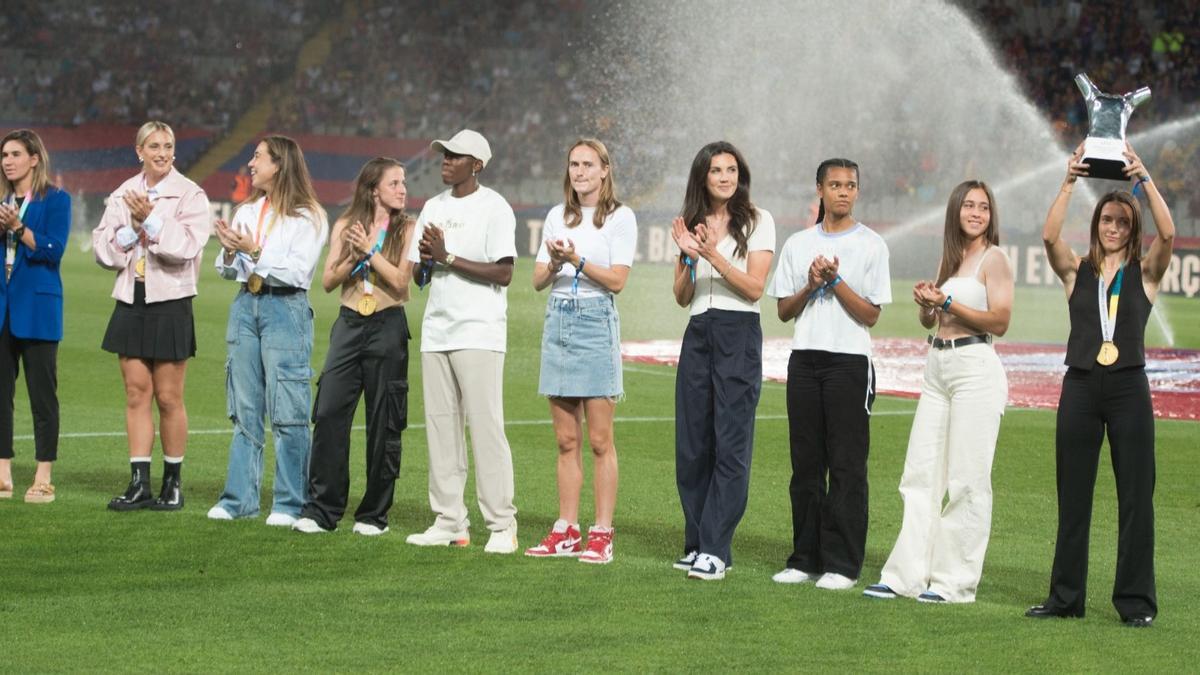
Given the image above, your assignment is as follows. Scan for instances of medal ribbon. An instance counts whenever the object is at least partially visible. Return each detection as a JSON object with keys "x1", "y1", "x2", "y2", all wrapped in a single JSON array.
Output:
[
  {"x1": 351, "y1": 224, "x2": 389, "y2": 280},
  {"x1": 5, "y1": 191, "x2": 31, "y2": 274},
  {"x1": 1097, "y1": 262, "x2": 1125, "y2": 344},
  {"x1": 134, "y1": 175, "x2": 160, "y2": 273},
  {"x1": 253, "y1": 197, "x2": 274, "y2": 247}
]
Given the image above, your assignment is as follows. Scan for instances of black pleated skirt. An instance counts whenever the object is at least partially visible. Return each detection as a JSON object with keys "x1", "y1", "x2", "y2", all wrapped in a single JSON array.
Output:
[{"x1": 101, "y1": 282, "x2": 196, "y2": 361}]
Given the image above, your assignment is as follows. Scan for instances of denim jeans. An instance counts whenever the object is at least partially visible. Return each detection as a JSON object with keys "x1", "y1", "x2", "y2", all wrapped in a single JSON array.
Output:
[{"x1": 214, "y1": 290, "x2": 314, "y2": 518}]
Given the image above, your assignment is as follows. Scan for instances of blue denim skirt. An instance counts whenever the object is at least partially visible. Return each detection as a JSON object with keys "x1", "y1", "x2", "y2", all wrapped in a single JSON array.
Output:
[{"x1": 539, "y1": 295, "x2": 623, "y2": 398}]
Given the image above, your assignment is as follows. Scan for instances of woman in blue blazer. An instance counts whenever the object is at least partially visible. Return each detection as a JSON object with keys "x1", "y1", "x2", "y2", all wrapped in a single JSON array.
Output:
[{"x1": 0, "y1": 129, "x2": 70, "y2": 503}]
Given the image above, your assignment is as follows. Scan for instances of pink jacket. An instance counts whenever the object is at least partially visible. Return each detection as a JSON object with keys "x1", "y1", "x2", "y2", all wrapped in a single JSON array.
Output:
[{"x1": 92, "y1": 169, "x2": 212, "y2": 303}]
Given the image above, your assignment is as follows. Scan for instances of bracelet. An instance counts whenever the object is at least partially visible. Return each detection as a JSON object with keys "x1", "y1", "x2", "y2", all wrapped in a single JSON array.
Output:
[
  {"x1": 828, "y1": 275, "x2": 842, "y2": 289},
  {"x1": 941, "y1": 295, "x2": 953, "y2": 312},
  {"x1": 12, "y1": 225, "x2": 25, "y2": 239}
]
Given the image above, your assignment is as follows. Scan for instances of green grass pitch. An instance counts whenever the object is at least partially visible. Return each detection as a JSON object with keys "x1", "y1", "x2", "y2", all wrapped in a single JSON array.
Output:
[{"x1": 3, "y1": 240, "x2": 1197, "y2": 672}]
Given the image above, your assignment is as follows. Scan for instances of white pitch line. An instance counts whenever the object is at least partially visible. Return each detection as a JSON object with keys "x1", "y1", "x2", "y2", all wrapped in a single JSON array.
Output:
[{"x1": 15, "y1": 410, "x2": 933, "y2": 441}]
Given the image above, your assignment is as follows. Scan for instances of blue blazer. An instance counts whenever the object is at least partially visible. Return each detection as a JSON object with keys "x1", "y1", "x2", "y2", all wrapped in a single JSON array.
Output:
[{"x1": 0, "y1": 186, "x2": 70, "y2": 341}]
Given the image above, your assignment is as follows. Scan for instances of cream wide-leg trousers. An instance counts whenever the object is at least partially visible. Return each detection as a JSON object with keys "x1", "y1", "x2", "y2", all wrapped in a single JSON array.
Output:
[
  {"x1": 878, "y1": 342, "x2": 1007, "y2": 602},
  {"x1": 421, "y1": 349, "x2": 517, "y2": 532}
]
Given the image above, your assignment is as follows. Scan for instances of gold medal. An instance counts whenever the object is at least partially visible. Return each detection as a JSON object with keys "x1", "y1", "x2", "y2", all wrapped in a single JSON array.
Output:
[
  {"x1": 135, "y1": 257, "x2": 146, "y2": 277},
  {"x1": 247, "y1": 273, "x2": 264, "y2": 294},
  {"x1": 357, "y1": 295, "x2": 377, "y2": 316},
  {"x1": 1096, "y1": 340, "x2": 1119, "y2": 366}
]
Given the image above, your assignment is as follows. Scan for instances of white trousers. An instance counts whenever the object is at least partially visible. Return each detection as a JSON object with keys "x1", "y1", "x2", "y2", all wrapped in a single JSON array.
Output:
[
  {"x1": 878, "y1": 342, "x2": 1007, "y2": 602},
  {"x1": 421, "y1": 350, "x2": 517, "y2": 532}
]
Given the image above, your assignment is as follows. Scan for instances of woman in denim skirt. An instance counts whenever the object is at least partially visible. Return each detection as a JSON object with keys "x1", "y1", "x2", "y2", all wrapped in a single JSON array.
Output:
[
  {"x1": 208, "y1": 136, "x2": 328, "y2": 526},
  {"x1": 525, "y1": 139, "x2": 637, "y2": 565}
]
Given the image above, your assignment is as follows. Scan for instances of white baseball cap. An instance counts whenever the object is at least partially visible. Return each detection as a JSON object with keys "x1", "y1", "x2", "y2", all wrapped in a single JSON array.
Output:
[{"x1": 431, "y1": 129, "x2": 492, "y2": 168}]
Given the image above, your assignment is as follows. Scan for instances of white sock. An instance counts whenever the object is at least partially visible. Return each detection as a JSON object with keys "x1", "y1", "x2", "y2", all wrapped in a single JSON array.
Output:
[
  {"x1": 130, "y1": 457, "x2": 151, "y2": 464},
  {"x1": 552, "y1": 519, "x2": 575, "y2": 533},
  {"x1": 164, "y1": 455, "x2": 184, "y2": 464}
]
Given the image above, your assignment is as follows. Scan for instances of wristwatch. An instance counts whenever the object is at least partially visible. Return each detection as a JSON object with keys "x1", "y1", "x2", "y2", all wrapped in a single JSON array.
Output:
[
  {"x1": 444, "y1": 253, "x2": 456, "y2": 267},
  {"x1": 250, "y1": 247, "x2": 262, "y2": 262}
]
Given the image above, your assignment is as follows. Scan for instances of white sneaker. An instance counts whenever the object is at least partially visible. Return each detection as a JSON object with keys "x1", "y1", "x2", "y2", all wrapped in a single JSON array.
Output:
[
  {"x1": 815, "y1": 573, "x2": 857, "y2": 590},
  {"x1": 352, "y1": 522, "x2": 389, "y2": 536},
  {"x1": 292, "y1": 517, "x2": 330, "y2": 534},
  {"x1": 405, "y1": 524, "x2": 470, "y2": 547},
  {"x1": 772, "y1": 568, "x2": 818, "y2": 584},
  {"x1": 206, "y1": 505, "x2": 233, "y2": 521},
  {"x1": 484, "y1": 524, "x2": 519, "y2": 554},
  {"x1": 265, "y1": 512, "x2": 297, "y2": 527},
  {"x1": 687, "y1": 552, "x2": 727, "y2": 581}
]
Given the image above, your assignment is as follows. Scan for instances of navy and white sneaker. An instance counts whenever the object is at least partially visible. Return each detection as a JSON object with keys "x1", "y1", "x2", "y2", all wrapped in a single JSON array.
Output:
[
  {"x1": 917, "y1": 591, "x2": 948, "y2": 603},
  {"x1": 863, "y1": 584, "x2": 898, "y2": 599},
  {"x1": 687, "y1": 553, "x2": 727, "y2": 581},
  {"x1": 673, "y1": 550, "x2": 699, "y2": 571}
]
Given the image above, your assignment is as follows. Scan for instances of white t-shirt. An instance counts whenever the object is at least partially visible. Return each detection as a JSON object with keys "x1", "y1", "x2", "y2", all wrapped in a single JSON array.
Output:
[
  {"x1": 535, "y1": 204, "x2": 637, "y2": 299},
  {"x1": 767, "y1": 222, "x2": 892, "y2": 356},
  {"x1": 689, "y1": 208, "x2": 777, "y2": 316},
  {"x1": 406, "y1": 186, "x2": 517, "y2": 352}
]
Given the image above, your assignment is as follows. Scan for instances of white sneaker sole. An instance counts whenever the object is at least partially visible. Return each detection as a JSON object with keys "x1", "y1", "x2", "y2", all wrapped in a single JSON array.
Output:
[
  {"x1": 687, "y1": 569, "x2": 725, "y2": 581},
  {"x1": 525, "y1": 549, "x2": 582, "y2": 558},
  {"x1": 405, "y1": 534, "x2": 470, "y2": 546},
  {"x1": 352, "y1": 523, "x2": 390, "y2": 536},
  {"x1": 579, "y1": 554, "x2": 613, "y2": 565}
]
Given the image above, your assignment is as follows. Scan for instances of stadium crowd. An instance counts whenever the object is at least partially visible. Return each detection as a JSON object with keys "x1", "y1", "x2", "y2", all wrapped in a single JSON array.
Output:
[{"x1": 0, "y1": 0, "x2": 1195, "y2": 222}]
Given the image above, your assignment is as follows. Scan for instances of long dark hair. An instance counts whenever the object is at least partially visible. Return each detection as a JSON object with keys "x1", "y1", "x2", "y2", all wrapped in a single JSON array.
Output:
[
  {"x1": 563, "y1": 139, "x2": 621, "y2": 229},
  {"x1": 935, "y1": 180, "x2": 1000, "y2": 287},
  {"x1": 342, "y1": 157, "x2": 410, "y2": 265},
  {"x1": 1087, "y1": 191, "x2": 1143, "y2": 274},
  {"x1": 814, "y1": 158, "x2": 859, "y2": 224},
  {"x1": 680, "y1": 141, "x2": 758, "y2": 259}
]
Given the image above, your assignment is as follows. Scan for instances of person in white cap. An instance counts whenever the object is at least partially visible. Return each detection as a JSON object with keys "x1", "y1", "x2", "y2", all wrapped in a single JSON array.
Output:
[{"x1": 405, "y1": 129, "x2": 520, "y2": 553}]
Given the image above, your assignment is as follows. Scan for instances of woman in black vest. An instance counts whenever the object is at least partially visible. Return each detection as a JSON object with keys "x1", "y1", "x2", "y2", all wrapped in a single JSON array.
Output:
[{"x1": 1027, "y1": 142, "x2": 1174, "y2": 627}]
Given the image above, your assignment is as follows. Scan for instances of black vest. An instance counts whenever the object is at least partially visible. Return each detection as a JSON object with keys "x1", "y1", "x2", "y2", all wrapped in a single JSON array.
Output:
[{"x1": 1065, "y1": 259, "x2": 1150, "y2": 370}]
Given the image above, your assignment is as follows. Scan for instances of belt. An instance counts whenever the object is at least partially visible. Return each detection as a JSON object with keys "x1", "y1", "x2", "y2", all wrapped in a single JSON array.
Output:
[
  {"x1": 243, "y1": 283, "x2": 305, "y2": 296},
  {"x1": 927, "y1": 333, "x2": 992, "y2": 350}
]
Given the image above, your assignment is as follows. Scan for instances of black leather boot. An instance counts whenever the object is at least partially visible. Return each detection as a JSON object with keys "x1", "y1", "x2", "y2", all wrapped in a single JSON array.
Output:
[
  {"x1": 108, "y1": 462, "x2": 154, "y2": 511},
  {"x1": 151, "y1": 473, "x2": 183, "y2": 511}
]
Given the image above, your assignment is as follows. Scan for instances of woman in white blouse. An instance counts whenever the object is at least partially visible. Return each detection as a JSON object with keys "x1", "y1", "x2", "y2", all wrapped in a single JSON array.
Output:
[{"x1": 207, "y1": 135, "x2": 328, "y2": 526}]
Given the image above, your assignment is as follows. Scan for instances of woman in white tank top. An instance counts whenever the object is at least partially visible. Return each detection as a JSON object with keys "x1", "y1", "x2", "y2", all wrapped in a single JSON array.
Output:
[{"x1": 864, "y1": 180, "x2": 1014, "y2": 603}]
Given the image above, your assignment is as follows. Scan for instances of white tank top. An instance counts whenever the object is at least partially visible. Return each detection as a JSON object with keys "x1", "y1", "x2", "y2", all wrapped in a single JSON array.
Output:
[{"x1": 939, "y1": 246, "x2": 993, "y2": 312}]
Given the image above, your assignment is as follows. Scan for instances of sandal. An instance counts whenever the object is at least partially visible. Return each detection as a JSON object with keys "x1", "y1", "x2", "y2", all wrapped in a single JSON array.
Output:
[
  {"x1": 24, "y1": 482, "x2": 55, "y2": 504},
  {"x1": 0, "y1": 480, "x2": 12, "y2": 499}
]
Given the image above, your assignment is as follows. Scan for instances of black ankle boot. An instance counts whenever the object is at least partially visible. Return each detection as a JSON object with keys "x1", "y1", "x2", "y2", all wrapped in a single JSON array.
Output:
[
  {"x1": 108, "y1": 463, "x2": 154, "y2": 511},
  {"x1": 150, "y1": 474, "x2": 183, "y2": 511}
]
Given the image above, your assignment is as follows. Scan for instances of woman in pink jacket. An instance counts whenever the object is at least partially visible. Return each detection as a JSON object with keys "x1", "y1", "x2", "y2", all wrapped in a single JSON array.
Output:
[{"x1": 92, "y1": 121, "x2": 212, "y2": 512}]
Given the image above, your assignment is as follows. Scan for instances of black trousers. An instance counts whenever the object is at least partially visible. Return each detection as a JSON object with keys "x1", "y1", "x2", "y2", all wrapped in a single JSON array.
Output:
[
  {"x1": 302, "y1": 306, "x2": 409, "y2": 529},
  {"x1": 1045, "y1": 366, "x2": 1156, "y2": 619},
  {"x1": 675, "y1": 309, "x2": 762, "y2": 566},
  {"x1": 785, "y1": 350, "x2": 875, "y2": 578},
  {"x1": 0, "y1": 319, "x2": 59, "y2": 462}
]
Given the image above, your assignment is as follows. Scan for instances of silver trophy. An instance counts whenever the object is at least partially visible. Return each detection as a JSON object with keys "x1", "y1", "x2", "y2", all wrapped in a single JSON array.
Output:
[{"x1": 1075, "y1": 73, "x2": 1151, "y2": 181}]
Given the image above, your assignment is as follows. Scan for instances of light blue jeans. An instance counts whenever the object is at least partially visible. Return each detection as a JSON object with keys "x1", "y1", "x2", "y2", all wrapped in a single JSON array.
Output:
[{"x1": 214, "y1": 290, "x2": 314, "y2": 518}]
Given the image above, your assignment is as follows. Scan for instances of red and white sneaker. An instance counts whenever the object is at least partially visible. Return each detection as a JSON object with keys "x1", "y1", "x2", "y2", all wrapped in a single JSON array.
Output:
[
  {"x1": 524, "y1": 523, "x2": 582, "y2": 557},
  {"x1": 579, "y1": 526, "x2": 614, "y2": 565}
]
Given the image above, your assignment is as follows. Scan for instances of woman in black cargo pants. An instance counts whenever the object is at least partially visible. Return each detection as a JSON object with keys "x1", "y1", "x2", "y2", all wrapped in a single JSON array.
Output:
[{"x1": 293, "y1": 158, "x2": 416, "y2": 536}]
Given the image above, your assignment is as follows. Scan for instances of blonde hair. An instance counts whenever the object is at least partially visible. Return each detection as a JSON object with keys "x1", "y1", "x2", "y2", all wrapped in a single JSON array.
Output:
[
  {"x1": 136, "y1": 121, "x2": 175, "y2": 149},
  {"x1": 562, "y1": 139, "x2": 621, "y2": 229},
  {"x1": 1, "y1": 129, "x2": 52, "y2": 198}
]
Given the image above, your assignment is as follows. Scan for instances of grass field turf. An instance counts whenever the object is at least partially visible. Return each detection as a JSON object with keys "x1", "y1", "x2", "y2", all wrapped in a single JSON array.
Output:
[{"x1": 3, "y1": 240, "x2": 1198, "y2": 672}]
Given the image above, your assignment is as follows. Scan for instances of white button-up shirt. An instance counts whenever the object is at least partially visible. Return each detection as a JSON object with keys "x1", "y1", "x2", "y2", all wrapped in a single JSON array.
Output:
[{"x1": 214, "y1": 196, "x2": 328, "y2": 289}]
